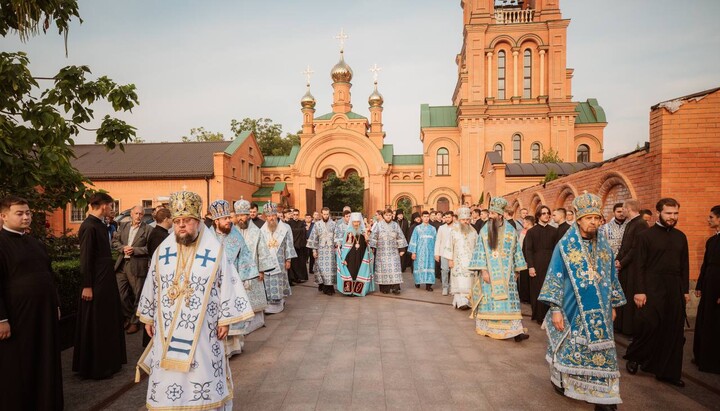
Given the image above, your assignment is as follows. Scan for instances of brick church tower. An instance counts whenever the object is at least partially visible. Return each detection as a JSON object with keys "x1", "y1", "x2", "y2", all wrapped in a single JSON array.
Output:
[{"x1": 421, "y1": 0, "x2": 606, "y2": 207}]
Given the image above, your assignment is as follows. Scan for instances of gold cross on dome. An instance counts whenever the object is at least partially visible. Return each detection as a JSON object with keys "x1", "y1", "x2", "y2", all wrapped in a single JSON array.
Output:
[
  {"x1": 302, "y1": 65, "x2": 314, "y2": 85},
  {"x1": 370, "y1": 63, "x2": 382, "y2": 83},
  {"x1": 335, "y1": 28, "x2": 349, "y2": 52}
]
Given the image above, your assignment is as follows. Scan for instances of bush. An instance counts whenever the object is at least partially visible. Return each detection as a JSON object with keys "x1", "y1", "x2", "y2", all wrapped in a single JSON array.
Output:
[
  {"x1": 52, "y1": 259, "x2": 81, "y2": 316},
  {"x1": 45, "y1": 234, "x2": 81, "y2": 261}
]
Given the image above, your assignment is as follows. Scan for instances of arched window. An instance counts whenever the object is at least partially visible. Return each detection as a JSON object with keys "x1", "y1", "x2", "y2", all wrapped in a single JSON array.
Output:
[
  {"x1": 523, "y1": 49, "x2": 532, "y2": 99},
  {"x1": 494, "y1": 143, "x2": 503, "y2": 160},
  {"x1": 531, "y1": 142, "x2": 541, "y2": 163},
  {"x1": 577, "y1": 144, "x2": 590, "y2": 162},
  {"x1": 497, "y1": 50, "x2": 506, "y2": 100},
  {"x1": 512, "y1": 134, "x2": 521, "y2": 163},
  {"x1": 437, "y1": 197, "x2": 450, "y2": 212},
  {"x1": 436, "y1": 147, "x2": 450, "y2": 176}
]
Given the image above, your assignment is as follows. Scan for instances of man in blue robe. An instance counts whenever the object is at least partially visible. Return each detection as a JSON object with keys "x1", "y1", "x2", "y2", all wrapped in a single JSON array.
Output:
[
  {"x1": 408, "y1": 211, "x2": 436, "y2": 291},
  {"x1": 337, "y1": 212, "x2": 374, "y2": 296},
  {"x1": 208, "y1": 200, "x2": 258, "y2": 357},
  {"x1": 469, "y1": 197, "x2": 529, "y2": 342},
  {"x1": 539, "y1": 192, "x2": 626, "y2": 410}
]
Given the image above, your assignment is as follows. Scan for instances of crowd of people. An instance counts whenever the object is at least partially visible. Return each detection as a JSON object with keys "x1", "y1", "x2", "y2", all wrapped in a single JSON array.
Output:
[{"x1": 0, "y1": 191, "x2": 719, "y2": 410}]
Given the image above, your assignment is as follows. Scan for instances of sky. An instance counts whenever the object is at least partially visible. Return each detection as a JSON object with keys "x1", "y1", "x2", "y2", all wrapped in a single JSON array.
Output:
[{"x1": 3, "y1": 0, "x2": 719, "y2": 158}]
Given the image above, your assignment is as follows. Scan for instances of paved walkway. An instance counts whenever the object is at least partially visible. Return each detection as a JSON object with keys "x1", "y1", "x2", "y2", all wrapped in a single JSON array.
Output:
[{"x1": 64, "y1": 271, "x2": 720, "y2": 410}]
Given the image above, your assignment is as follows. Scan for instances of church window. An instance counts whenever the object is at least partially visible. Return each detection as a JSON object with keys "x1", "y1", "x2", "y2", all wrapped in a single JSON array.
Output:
[
  {"x1": 512, "y1": 134, "x2": 522, "y2": 163},
  {"x1": 497, "y1": 51, "x2": 506, "y2": 100},
  {"x1": 248, "y1": 163, "x2": 254, "y2": 182},
  {"x1": 249, "y1": 147, "x2": 253, "y2": 157},
  {"x1": 531, "y1": 142, "x2": 541, "y2": 162},
  {"x1": 494, "y1": 143, "x2": 504, "y2": 160},
  {"x1": 436, "y1": 147, "x2": 450, "y2": 176},
  {"x1": 71, "y1": 203, "x2": 87, "y2": 223},
  {"x1": 437, "y1": 197, "x2": 450, "y2": 212},
  {"x1": 523, "y1": 49, "x2": 532, "y2": 98},
  {"x1": 142, "y1": 199, "x2": 153, "y2": 209},
  {"x1": 577, "y1": 144, "x2": 590, "y2": 162}
]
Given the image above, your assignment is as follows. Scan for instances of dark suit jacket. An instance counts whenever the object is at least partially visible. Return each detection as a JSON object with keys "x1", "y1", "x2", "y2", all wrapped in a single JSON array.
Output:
[
  {"x1": 146, "y1": 225, "x2": 170, "y2": 262},
  {"x1": 616, "y1": 215, "x2": 648, "y2": 270},
  {"x1": 112, "y1": 221, "x2": 151, "y2": 276}
]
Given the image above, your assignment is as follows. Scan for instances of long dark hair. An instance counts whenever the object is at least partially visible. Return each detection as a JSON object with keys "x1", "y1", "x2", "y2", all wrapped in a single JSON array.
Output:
[{"x1": 487, "y1": 216, "x2": 503, "y2": 251}]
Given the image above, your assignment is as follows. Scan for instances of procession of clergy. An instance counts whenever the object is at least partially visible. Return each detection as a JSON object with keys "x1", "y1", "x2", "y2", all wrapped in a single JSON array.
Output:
[{"x1": 5, "y1": 187, "x2": 717, "y2": 411}]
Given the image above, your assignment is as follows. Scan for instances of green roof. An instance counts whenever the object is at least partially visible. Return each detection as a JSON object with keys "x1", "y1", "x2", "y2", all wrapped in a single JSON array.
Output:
[
  {"x1": 314, "y1": 111, "x2": 367, "y2": 121},
  {"x1": 392, "y1": 154, "x2": 424, "y2": 165},
  {"x1": 262, "y1": 144, "x2": 300, "y2": 167},
  {"x1": 272, "y1": 182, "x2": 287, "y2": 191},
  {"x1": 380, "y1": 144, "x2": 394, "y2": 164},
  {"x1": 420, "y1": 104, "x2": 458, "y2": 128},
  {"x1": 252, "y1": 187, "x2": 272, "y2": 198},
  {"x1": 223, "y1": 131, "x2": 252, "y2": 155},
  {"x1": 575, "y1": 99, "x2": 607, "y2": 124}
]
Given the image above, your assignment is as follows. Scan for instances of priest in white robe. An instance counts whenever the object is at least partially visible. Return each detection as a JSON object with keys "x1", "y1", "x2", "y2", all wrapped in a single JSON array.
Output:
[
  {"x1": 307, "y1": 207, "x2": 337, "y2": 295},
  {"x1": 444, "y1": 207, "x2": 478, "y2": 309},
  {"x1": 136, "y1": 191, "x2": 254, "y2": 410},
  {"x1": 260, "y1": 202, "x2": 297, "y2": 313}
]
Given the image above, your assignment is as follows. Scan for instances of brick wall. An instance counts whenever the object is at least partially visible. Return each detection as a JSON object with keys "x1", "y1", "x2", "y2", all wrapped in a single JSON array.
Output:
[{"x1": 502, "y1": 88, "x2": 720, "y2": 280}]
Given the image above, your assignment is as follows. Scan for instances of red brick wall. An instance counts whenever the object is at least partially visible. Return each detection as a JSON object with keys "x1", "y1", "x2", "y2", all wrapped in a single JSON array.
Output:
[{"x1": 503, "y1": 89, "x2": 720, "y2": 280}]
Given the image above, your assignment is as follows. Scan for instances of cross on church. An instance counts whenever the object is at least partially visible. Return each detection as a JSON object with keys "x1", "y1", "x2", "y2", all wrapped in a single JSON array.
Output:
[
  {"x1": 195, "y1": 249, "x2": 216, "y2": 267},
  {"x1": 370, "y1": 63, "x2": 382, "y2": 83},
  {"x1": 159, "y1": 247, "x2": 177, "y2": 265},
  {"x1": 302, "y1": 65, "x2": 314, "y2": 85},
  {"x1": 335, "y1": 28, "x2": 349, "y2": 52}
]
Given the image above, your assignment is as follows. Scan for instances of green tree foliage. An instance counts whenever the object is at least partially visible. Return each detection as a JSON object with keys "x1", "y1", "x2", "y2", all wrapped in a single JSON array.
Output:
[
  {"x1": 0, "y1": 1, "x2": 139, "y2": 235},
  {"x1": 396, "y1": 197, "x2": 412, "y2": 219},
  {"x1": 230, "y1": 117, "x2": 299, "y2": 156},
  {"x1": 539, "y1": 147, "x2": 563, "y2": 163},
  {"x1": 182, "y1": 127, "x2": 224, "y2": 142},
  {"x1": 322, "y1": 173, "x2": 364, "y2": 213},
  {"x1": 542, "y1": 168, "x2": 559, "y2": 184}
]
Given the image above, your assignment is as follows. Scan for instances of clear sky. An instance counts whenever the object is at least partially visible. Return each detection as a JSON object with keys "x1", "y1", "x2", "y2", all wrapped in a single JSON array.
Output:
[{"x1": 3, "y1": 0, "x2": 719, "y2": 158}]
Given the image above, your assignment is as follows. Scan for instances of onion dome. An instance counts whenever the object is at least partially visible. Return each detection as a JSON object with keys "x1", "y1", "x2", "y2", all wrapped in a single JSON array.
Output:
[
  {"x1": 368, "y1": 81, "x2": 383, "y2": 107},
  {"x1": 300, "y1": 84, "x2": 316, "y2": 109},
  {"x1": 331, "y1": 51, "x2": 353, "y2": 83}
]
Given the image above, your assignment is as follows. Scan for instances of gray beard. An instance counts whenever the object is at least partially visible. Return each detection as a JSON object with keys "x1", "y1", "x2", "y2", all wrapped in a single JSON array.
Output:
[{"x1": 460, "y1": 223, "x2": 474, "y2": 236}]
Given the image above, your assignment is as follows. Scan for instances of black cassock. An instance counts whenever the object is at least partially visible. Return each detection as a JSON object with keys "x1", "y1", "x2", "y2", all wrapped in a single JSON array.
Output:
[
  {"x1": 614, "y1": 215, "x2": 648, "y2": 335},
  {"x1": 625, "y1": 224, "x2": 689, "y2": 381},
  {"x1": 524, "y1": 224, "x2": 557, "y2": 322},
  {"x1": 694, "y1": 233, "x2": 720, "y2": 374},
  {"x1": 289, "y1": 220, "x2": 308, "y2": 282},
  {"x1": 0, "y1": 229, "x2": 63, "y2": 410},
  {"x1": 73, "y1": 215, "x2": 127, "y2": 379},
  {"x1": 397, "y1": 218, "x2": 411, "y2": 272},
  {"x1": 344, "y1": 232, "x2": 367, "y2": 280}
]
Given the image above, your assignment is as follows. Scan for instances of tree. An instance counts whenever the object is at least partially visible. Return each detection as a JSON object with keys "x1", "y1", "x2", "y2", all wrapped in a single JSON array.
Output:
[
  {"x1": 539, "y1": 147, "x2": 563, "y2": 163},
  {"x1": 0, "y1": 1, "x2": 138, "y2": 236},
  {"x1": 322, "y1": 174, "x2": 364, "y2": 213},
  {"x1": 230, "y1": 117, "x2": 298, "y2": 156},
  {"x1": 181, "y1": 127, "x2": 224, "y2": 142}
]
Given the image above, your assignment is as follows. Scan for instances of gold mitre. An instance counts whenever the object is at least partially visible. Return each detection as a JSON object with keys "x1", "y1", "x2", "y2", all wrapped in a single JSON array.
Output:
[
  {"x1": 572, "y1": 191, "x2": 602, "y2": 219},
  {"x1": 169, "y1": 191, "x2": 203, "y2": 220}
]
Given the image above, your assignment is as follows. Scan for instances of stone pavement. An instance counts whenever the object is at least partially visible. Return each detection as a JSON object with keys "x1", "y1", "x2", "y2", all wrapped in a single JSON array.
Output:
[{"x1": 64, "y1": 271, "x2": 720, "y2": 410}]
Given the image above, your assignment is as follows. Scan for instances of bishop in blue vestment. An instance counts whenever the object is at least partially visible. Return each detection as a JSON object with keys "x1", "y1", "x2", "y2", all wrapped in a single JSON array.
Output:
[{"x1": 539, "y1": 193, "x2": 626, "y2": 410}]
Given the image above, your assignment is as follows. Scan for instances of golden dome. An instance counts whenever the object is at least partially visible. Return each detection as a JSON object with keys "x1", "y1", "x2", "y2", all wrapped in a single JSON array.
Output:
[
  {"x1": 331, "y1": 51, "x2": 353, "y2": 83},
  {"x1": 300, "y1": 85, "x2": 316, "y2": 109},
  {"x1": 368, "y1": 82, "x2": 383, "y2": 107}
]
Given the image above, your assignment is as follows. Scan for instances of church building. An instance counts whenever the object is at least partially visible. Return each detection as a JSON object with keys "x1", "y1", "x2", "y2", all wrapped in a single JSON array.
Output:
[{"x1": 257, "y1": 0, "x2": 606, "y2": 212}]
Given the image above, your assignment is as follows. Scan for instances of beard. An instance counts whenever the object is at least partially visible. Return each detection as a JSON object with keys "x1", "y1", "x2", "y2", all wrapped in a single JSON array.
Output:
[
  {"x1": 176, "y1": 232, "x2": 198, "y2": 246},
  {"x1": 487, "y1": 217, "x2": 504, "y2": 250},
  {"x1": 215, "y1": 222, "x2": 232, "y2": 235},
  {"x1": 460, "y1": 222, "x2": 474, "y2": 236},
  {"x1": 659, "y1": 217, "x2": 677, "y2": 228},
  {"x1": 267, "y1": 219, "x2": 278, "y2": 231},
  {"x1": 237, "y1": 219, "x2": 249, "y2": 229},
  {"x1": 322, "y1": 216, "x2": 329, "y2": 222}
]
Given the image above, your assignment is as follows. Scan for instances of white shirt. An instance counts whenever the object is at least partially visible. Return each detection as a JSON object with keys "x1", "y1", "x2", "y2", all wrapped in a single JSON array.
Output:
[{"x1": 434, "y1": 223, "x2": 453, "y2": 258}]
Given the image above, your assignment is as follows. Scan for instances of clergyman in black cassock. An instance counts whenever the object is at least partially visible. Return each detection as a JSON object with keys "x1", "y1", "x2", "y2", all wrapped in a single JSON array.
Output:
[
  {"x1": 396, "y1": 210, "x2": 411, "y2": 272},
  {"x1": 614, "y1": 204, "x2": 648, "y2": 336},
  {"x1": 625, "y1": 199, "x2": 689, "y2": 386},
  {"x1": 0, "y1": 197, "x2": 63, "y2": 410},
  {"x1": 523, "y1": 210, "x2": 557, "y2": 323},
  {"x1": 290, "y1": 214, "x2": 308, "y2": 282},
  {"x1": 73, "y1": 193, "x2": 127, "y2": 379},
  {"x1": 693, "y1": 206, "x2": 720, "y2": 374}
]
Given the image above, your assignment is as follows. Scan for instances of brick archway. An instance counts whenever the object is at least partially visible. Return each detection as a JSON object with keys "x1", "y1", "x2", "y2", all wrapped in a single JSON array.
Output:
[
  {"x1": 556, "y1": 184, "x2": 578, "y2": 211},
  {"x1": 598, "y1": 174, "x2": 633, "y2": 219}
]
